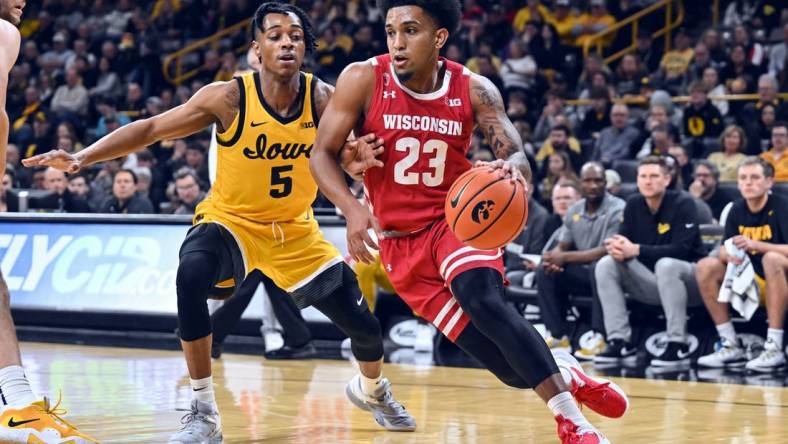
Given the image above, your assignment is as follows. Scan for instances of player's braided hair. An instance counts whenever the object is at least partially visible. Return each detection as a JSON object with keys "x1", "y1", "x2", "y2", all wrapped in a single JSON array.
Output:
[
  {"x1": 377, "y1": 0, "x2": 462, "y2": 35},
  {"x1": 251, "y1": 2, "x2": 317, "y2": 53}
]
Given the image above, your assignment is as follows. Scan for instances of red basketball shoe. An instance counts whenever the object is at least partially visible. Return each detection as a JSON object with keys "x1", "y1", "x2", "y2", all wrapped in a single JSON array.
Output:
[{"x1": 553, "y1": 349, "x2": 629, "y2": 418}]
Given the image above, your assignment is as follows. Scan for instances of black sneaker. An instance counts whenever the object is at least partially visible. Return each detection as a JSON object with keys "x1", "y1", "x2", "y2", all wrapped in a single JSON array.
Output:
[
  {"x1": 593, "y1": 339, "x2": 638, "y2": 365},
  {"x1": 265, "y1": 342, "x2": 318, "y2": 360},
  {"x1": 211, "y1": 340, "x2": 223, "y2": 359},
  {"x1": 650, "y1": 341, "x2": 691, "y2": 367}
]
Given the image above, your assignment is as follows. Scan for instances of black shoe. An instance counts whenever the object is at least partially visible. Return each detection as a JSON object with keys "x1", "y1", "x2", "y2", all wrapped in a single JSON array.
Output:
[
  {"x1": 593, "y1": 339, "x2": 638, "y2": 365},
  {"x1": 264, "y1": 342, "x2": 317, "y2": 360},
  {"x1": 650, "y1": 341, "x2": 691, "y2": 367},
  {"x1": 211, "y1": 341, "x2": 223, "y2": 359}
]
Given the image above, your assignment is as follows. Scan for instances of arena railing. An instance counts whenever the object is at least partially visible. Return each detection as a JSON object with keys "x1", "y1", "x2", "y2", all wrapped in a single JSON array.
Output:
[
  {"x1": 582, "y1": 0, "x2": 685, "y2": 66},
  {"x1": 162, "y1": 18, "x2": 252, "y2": 86}
]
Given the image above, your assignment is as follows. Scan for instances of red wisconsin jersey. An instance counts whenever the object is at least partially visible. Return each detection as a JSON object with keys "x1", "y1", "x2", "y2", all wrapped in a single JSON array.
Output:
[{"x1": 361, "y1": 54, "x2": 475, "y2": 232}]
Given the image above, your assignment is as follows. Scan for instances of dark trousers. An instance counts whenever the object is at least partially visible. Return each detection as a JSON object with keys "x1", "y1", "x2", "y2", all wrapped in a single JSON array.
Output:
[
  {"x1": 211, "y1": 270, "x2": 312, "y2": 347},
  {"x1": 534, "y1": 263, "x2": 604, "y2": 338}
]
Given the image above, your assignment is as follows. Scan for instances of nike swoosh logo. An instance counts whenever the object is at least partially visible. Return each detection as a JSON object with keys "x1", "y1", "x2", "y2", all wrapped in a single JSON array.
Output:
[
  {"x1": 621, "y1": 347, "x2": 637, "y2": 356},
  {"x1": 251, "y1": 121, "x2": 267, "y2": 127},
  {"x1": 450, "y1": 177, "x2": 473, "y2": 208},
  {"x1": 685, "y1": 224, "x2": 694, "y2": 228},
  {"x1": 356, "y1": 296, "x2": 364, "y2": 306},
  {"x1": 8, "y1": 417, "x2": 40, "y2": 428},
  {"x1": 677, "y1": 349, "x2": 692, "y2": 359},
  {"x1": 193, "y1": 387, "x2": 207, "y2": 391}
]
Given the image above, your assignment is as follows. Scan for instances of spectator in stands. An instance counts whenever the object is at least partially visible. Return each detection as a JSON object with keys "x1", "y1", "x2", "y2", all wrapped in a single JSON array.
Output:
[
  {"x1": 572, "y1": 0, "x2": 615, "y2": 48},
  {"x1": 696, "y1": 157, "x2": 788, "y2": 372},
  {"x1": 98, "y1": 169, "x2": 154, "y2": 214},
  {"x1": 667, "y1": 145, "x2": 694, "y2": 190},
  {"x1": 733, "y1": 25, "x2": 764, "y2": 67},
  {"x1": 605, "y1": 169, "x2": 621, "y2": 196},
  {"x1": 135, "y1": 149, "x2": 166, "y2": 210},
  {"x1": 43, "y1": 167, "x2": 91, "y2": 213},
  {"x1": 687, "y1": 43, "x2": 717, "y2": 82},
  {"x1": 702, "y1": 66, "x2": 729, "y2": 116},
  {"x1": 314, "y1": 26, "x2": 347, "y2": 84},
  {"x1": 548, "y1": 0, "x2": 577, "y2": 46},
  {"x1": 120, "y1": 82, "x2": 147, "y2": 121},
  {"x1": 709, "y1": 125, "x2": 748, "y2": 182},
  {"x1": 184, "y1": 142, "x2": 209, "y2": 185},
  {"x1": 500, "y1": 39, "x2": 537, "y2": 94},
  {"x1": 594, "y1": 156, "x2": 706, "y2": 367},
  {"x1": 721, "y1": 44, "x2": 761, "y2": 94},
  {"x1": 51, "y1": 68, "x2": 90, "y2": 118},
  {"x1": 44, "y1": 32, "x2": 75, "y2": 69},
  {"x1": 659, "y1": 27, "x2": 693, "y2": 94},
  {"x1": 768, "y1": 23, "x2": 788, "y2": 79},
  {"x1": 22, "y1": 111, "x2": 54, "y2": 159},
  {"x1": 635, "y1": 28, "x2": 661, "y2": 73},
  {"x1": 348, "y1": 24, "x2": 378, "y2": 63},
  {"x1": 591, "y1": 104, "x2": 640, "y2": 166},
  {"x1": 512, "y1": 0, "x2": 552, "y2": 34},
  {"x1": 173, "y1": 168, "x2": 206, "y2": 215},
  {"x1": 636, "y1": 124, "x2": 674, "y2": 159},
  {"x1": 752, "y1": 104, "x2": 777, "y2": 153},
  {"x1": 688, "y1": 160, "x2": 734, "y2": 221},
  {"x1": 535, "y1": 123, "x2": 582, "y2": 173},
  {"x1": 540, "y1": 151, "x2": 577, "y2": 204},
  {"x1": 740, "y1": 75, "x2": 787, "y2": 151},
  {"x1": 760, "y1": 122, "x2": 788, "y2": 182},
  {"x1": 682, "y1": 80, "x2": 724, "y2": 158},
  {"x1": 67, "y1": 173, "x2": 91, "y2": 202},
  {"x1": 528, "y1": 23, "x2": 566, "y2": 73},
  {"x1": 505, "y1": 91, "x2": 532, "y2": 126},
  {"x1": 537, "y1": 163, "x2": 624, "y2": 359},
  {"x1": 95, "y1": 95, "x2": 131, "y2": 140},
  {"x1": 533, "y1": 90, "x2": 576, "y2": 143},
  {"x1": 614, "y1": 54, "x2": 646, "y2": 97},
  {"x1": 578, "y1": 87, "x2": 611, "y2": 141},
  {"x1": 475, "y1": 54, "x2": 504, "y2": 96}
]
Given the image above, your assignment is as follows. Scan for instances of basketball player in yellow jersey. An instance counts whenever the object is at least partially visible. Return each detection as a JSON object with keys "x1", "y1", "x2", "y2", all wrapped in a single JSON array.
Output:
[
  {"x1": 0, "y1": 2, "x2": 99, "y2": 443},
  {"x1": 25, "y1": 3, "x2": 416, "y2": 442}
]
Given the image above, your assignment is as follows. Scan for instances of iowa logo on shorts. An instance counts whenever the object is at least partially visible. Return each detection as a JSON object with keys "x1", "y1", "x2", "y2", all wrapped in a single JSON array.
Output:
[{"x1": 471, "y1": 200, "x2": 495, "y2": 223}]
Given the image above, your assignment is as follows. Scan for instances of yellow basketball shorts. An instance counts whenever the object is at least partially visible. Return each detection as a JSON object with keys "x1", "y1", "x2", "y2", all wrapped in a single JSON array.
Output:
[{"x1": 192, "y1": 208, "x2": 342, "y2": 295}]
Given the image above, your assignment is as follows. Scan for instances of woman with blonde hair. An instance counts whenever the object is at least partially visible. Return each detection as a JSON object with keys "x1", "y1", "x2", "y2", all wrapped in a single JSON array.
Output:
[{"x1": 708, "y1": 125, "x2": 747, "y2": 181}]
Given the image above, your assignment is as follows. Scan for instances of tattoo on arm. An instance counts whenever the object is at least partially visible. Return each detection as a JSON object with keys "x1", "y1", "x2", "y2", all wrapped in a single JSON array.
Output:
[{"x1": 473, "y1": 81, "x2": 532, "y2": 183}]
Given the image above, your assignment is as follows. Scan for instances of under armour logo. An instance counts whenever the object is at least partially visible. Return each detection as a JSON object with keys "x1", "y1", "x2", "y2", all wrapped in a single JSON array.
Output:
[
  {"x1": 386, "y1": 264, "x2": 392, "y2": 272},
  {"x1": 383, "y1": 91, "x2": 396, "y2": 99}
]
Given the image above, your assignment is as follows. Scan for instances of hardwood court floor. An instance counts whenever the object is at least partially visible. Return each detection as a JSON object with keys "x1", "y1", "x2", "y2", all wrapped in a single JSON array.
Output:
[{"x1": 17, "y1": 342, "x2": 788, "y2": 443}]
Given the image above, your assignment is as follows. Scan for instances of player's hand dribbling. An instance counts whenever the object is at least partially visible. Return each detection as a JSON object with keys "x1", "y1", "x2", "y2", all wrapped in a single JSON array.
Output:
[
  {"x1": 340, "y1": 133, "x2": 385, "y2": 180},
  {"x1": 474, "y1": 159, "x2": 525, "y2": 186},
  {"x1": 345, "y1": 204, "x2": 383, "y2": 264},
  {"x1": 22, "y1": 149, "x2": 81, "y2": 174}
]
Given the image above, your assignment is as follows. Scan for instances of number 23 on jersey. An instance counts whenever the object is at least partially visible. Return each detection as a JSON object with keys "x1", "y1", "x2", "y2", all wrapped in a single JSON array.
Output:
[{"x1": 393, "y1": 137, "x2": 448, "y2": 186}]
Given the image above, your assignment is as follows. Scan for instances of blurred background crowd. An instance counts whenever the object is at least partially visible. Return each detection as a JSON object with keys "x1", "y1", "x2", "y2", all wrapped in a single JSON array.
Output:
[{"x1": 3, "y1": 0, "x2": 787, "y2": 216}]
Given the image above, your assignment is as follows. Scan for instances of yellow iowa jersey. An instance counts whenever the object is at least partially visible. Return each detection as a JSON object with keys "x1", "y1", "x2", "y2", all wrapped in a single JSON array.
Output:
[{"x1": 198, "y1": 71, "x2": 319, "y2": 222}]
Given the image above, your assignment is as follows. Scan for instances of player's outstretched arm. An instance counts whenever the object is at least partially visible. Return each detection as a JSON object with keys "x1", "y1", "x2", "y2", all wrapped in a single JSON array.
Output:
[
  {"x1": 0, "y1": 20, "x2": 22, "y2": 180},
  {"x1": 469, "y1": 73, "x2": 532, "y2": 185},
  {"x1": 22, "y1": 81, "x2": 236, "y2": 173},
  {"x1": 312, "y1": 62, "x2": 381, "y2": 263}
]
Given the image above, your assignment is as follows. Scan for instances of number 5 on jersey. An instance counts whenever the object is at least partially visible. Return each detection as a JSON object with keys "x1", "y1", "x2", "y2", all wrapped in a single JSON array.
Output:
[
  {"x1": 270, "y1": 165, "x2": 292, "y2": 198},
  {"x1": 393, "y1": 137, "x2": 448, "y2": 186}
]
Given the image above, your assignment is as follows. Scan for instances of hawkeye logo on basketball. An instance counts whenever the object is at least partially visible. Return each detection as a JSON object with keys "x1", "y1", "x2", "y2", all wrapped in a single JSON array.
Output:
[
  {"x1": 471, "y1": 200, "x2": 495, "y2": 224},
  {"x1": 739, "y1": 225, "x2": 772, "y2": 242},
  {"x1": 243, "y1": 133, "x2": 312, "y2": 160}
]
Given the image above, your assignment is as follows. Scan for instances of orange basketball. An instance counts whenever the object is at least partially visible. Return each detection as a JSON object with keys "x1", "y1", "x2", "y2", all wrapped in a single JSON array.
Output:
[{"x1": 445, "y1": 167, "x2": 528, "y2": 250}]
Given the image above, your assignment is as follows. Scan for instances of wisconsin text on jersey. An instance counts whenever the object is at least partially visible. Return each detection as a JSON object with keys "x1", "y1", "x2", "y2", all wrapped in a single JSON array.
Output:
[{"x1": 382, "y1": 114, "x2": 463, "y2": 136}]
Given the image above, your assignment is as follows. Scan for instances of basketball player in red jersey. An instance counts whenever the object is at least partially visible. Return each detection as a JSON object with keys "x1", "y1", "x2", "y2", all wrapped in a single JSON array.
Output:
[{"x1": 312, "y1": 2, "x2": 627, "y2": 443}]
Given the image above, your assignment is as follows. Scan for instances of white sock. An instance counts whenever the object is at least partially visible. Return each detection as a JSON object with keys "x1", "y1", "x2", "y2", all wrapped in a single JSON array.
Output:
[
  {"x1": 0, "y1": 365, "x2": 37, "y2": 408},
  {"x1": 716, "y1": 322, "x2": 737, "y2": 345},
  {"x1": 359, "y1": 372, "x2": 383, "y2": 397},
  {"x1": 767, "y1": 329, "x2": 784, "y2": 347},
  {"x1": 558, "y1": 366, "x2": 575, "y2": 388},
  {"x1": 190, "y1": 376, "x2": 217, "y2": 409},
  {"x1": 547, "y1": 391, "x2": 593, "y2": 433}
]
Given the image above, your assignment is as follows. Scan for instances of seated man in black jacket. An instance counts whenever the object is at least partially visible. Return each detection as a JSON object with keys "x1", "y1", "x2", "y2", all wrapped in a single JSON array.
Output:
[
  {"x1": 98, "y1": 168, "x2": 154, "y2": 214},
  {"x1": 594, "y1": 156, "x2": 706, "y2": 367},
  {"x1": 43, "y1": 167, "x2": 91, "y2": 213}
]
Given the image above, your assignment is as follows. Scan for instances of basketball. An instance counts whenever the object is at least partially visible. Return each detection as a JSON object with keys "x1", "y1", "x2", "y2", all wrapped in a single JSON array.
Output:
[{"x1": 445, "y1": 167, "x2": 528, "y2": 250}]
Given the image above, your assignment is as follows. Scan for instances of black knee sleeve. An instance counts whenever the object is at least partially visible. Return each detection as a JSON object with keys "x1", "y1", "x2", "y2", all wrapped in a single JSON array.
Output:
[
  {"x1": 451, "y1": 268, "x2": 559, "y2": 388},
  {"x1": 455, "y1": 325, "x2": 531, "y2": 389},
  {"x1": 313, "y1": 264, "x2": 384, "y2": 362},
  {"x1": 176, "y1": 251, "x2": 219, "y2": 341}
]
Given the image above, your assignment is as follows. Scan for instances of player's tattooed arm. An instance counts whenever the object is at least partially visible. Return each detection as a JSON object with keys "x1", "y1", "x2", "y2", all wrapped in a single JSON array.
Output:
[{"x1": 470, "y1": 74, "x2": 532, "y2": 184}]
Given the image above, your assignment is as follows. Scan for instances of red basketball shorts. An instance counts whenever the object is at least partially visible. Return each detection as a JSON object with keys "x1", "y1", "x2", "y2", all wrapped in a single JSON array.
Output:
[{"x1": 379, "y1": 218, "x2": 504, "y2": 342}]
